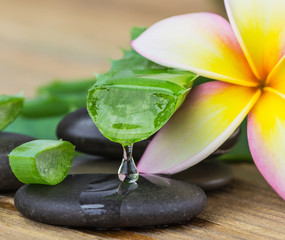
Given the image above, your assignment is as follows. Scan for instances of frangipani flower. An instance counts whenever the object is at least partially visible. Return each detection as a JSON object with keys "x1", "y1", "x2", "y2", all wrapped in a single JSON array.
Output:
[{"x1": 132, "y1": 0, "x2": 285, "y2": 200}]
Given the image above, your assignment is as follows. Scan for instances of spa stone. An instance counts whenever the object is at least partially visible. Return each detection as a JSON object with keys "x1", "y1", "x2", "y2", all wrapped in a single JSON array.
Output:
[
  {"x1": 0, "y1": 132, "x2": 35, "y2": 190},
  {"x1": 57, "y1": 108, "x2": 240, "y2": 160},
  {"x1": 15, "y1": 174, "x2": 207, "y2": 229}
]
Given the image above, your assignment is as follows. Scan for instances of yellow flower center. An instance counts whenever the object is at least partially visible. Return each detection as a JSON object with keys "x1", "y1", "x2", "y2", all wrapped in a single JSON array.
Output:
[{"x1": 258, "y1": 81, "x2": 267, "y2": 91}]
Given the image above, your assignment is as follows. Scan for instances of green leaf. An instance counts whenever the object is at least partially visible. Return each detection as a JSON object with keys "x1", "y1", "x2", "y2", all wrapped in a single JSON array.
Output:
[
  {"x1": 38, "y1": 78, "x2": 96, "y2": 96},
  {"x1": 88, "y1": 27, "x2": 197, "y2": 145},
  {"x1": 5, "y1": 78, "x2": 95, "y2": 138},
  {"x1": 22, "y1": 96, "x2": 70, "y2": 118},
  {"x1": 9, "y1": 140, "x2": 75, "y2": 185},
  {"x1": 193, "y1": 76, "x2": 214, "y2": 87},
  {"x1": 0, "y1": 95, "x2": 24, "y2": 130},
  {"x1": 4, "y1": 115, "x2": 63, "y2": 139},
  {"x1": 88, "y1": 77, "x2": 189, "y2": 145},
  {"x1": 95, "y1": 27, "x2": 197, "y2": 88},
  {"x1": 131, "y1": 26, "x2": 147, "y2": 40},
  {"x1": 22, "y1": 78, "x2": 96, "y2": 119}
]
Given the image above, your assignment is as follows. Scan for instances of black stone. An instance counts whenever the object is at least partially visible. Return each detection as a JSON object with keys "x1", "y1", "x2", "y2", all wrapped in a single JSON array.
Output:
[
  {"x1": 0, "y1": 132, "x2": 35, "y2": 191},
  {"x1": 56, "y1": 108, "x2": 151, "y2": 159},
  {"x1": 57, "y1": 108, "x2": 241, "y2": 160},
  {"x1": 170, "y1": 159, "x2": 233, "y2": 191},
  {"x1": 14, "y1": 174, "x2": 207, "y2": 229},
  {"x1": 70, "y1": 155, "x2": 232, "y2": 191}
]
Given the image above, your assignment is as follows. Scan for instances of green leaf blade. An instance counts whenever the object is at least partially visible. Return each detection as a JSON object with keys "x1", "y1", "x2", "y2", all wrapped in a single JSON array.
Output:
[
  {"x1": 0, "y1": 95, "x2": 24, "y2": 130},
  {"x1": 22, "y1": 96, "x2": 70, "y2": 118},
  {"x1": 88, "y1": 77, "x2": 189, "y2": 145}
]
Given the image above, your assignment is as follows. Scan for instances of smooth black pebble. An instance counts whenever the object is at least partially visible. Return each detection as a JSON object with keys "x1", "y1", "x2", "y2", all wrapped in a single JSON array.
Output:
[
  {"x1": 14, "y1": 174, "x2": 207, "y2": 229},
  {"x1": 70, "y1": 155, "x2": 232, "y2": 191},
  {"x1": 170, "y1": 159, "x2": 233, "y2": 191},
  {"x1": 0, "y1": 132, "x2": 35, "y2": 190},
  {"x1": 56, "y1": 108, "x2": 151, "y2": 159},
  {"x1": 56, "y1": 108, "x2": 240, "y2": 159}
]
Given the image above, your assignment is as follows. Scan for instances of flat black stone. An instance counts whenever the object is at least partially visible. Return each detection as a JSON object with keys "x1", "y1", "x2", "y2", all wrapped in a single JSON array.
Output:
[
  {"x1": 170, "y1": 159, "x2": 233, "y2": 191},
  {"x1": 70, "y1": 155, "x2": 232, "y2": 191},
  {"x1": 0, "y1": 132, "x2": 35, "y2": 191},
  {"x1": 14, "y1": 174, "x2": 207, "y2": 229},
  {"x1": 56, "y1": 108, "x2": 151, "y2": 159},
  {"x1": 56, "y1": 108, "x2": 240, "y2": 160}
]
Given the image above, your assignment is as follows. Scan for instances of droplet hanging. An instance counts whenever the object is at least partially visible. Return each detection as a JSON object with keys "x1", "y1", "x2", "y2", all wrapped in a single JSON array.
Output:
[{"x1": 118, "y1": 144, "x2": 139, "y2": 183}]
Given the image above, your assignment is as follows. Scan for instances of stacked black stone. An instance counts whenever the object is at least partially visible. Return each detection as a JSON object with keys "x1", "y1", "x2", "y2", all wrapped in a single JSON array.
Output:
[
  {"x1": 57, "y1": 107, "x2": 239, "y2": 191},
  {"x1": 12, "y1": 107, "x2": 240, "y2": 229},
  {"x1": 0, "y1": 132, "x2": 35, "y2": 191}
]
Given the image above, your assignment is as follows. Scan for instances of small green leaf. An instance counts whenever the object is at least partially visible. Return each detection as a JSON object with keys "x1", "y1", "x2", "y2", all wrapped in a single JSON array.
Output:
[
  {"x1": 9, "y1": 140, "x2": 75, "y2": 185},
  {"x1": 131, "y1": 27, "x2": 147, "y2": 40},
  {"x1": 0, "y1": 95, "x2": 24, "y2": 130}
]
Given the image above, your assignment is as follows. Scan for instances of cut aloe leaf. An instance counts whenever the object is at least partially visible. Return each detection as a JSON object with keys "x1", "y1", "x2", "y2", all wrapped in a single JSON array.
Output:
[
  {"x1": 0, "y1": 95, "x2": 24, "y2": 130},
  {"x1": 87, "y1": 27, "x2": 197, "y2": 146},
  {"x1": 88, "y1": 77, "x2": 192, "y2": 146},
  {"x1": 9, "y1": 140, "x2": 75, "y2": 185}
]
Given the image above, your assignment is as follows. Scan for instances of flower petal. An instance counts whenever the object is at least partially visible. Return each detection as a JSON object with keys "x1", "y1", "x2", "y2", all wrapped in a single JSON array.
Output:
[
  {"x1": 137, "y1": 82, "x2": 261, "y2": 174},
  {"x1": 225, "y1": 0, "x2": 285, "y2": 80},
  {"x1": 248, "y1": 91, "x2": 285, "y2": 200},
  {"x1": 266, "y1": 56, "x2": 285, "y2": 98},
  {"x1": 132, "y1": 13, "x2": 257, "y2": 87}
]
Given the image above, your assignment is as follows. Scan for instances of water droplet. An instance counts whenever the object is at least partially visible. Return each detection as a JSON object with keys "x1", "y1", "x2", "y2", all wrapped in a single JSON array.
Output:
[{"x1": 118, "y1": 144, "x2": 139, "y2": 183}]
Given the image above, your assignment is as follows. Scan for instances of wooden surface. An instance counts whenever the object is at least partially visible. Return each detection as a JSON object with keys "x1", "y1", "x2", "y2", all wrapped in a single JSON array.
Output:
[
  {"x1": 1, "y1": 163, "x2": 285, "y2": 240},
  {"x1": 0, "y1": 0, "x2": 284, "y2": 239},
  {"x1": 0, "y1": 0, "x2": 225, "y2": 97}
]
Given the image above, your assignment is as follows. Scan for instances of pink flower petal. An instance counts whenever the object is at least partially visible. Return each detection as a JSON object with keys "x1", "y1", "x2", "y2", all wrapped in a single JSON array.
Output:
[
  {"x1": 225, "y1": 0, "x2": 285, "y2": 80},
  {"x1": 138, "y1": 81, "x2": 261, "y2": 174},
  {"x1": 248, "y1": 91, "x2": 285, "y2": 200},
  {"x1": 132, "y1": 13, "x2": 257, "y2": 87}
]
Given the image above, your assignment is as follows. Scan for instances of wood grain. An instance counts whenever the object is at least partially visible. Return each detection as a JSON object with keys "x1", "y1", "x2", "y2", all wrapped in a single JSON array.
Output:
[
  {"x1": 1, "y1": 164, "x2": 284, "y2": 240},
  {"x1": 0, "y1": 0, "x2": 225, "y2": 97},
  {"x1": 0, "y1": 1, "x2": 285, "y2": 239}
]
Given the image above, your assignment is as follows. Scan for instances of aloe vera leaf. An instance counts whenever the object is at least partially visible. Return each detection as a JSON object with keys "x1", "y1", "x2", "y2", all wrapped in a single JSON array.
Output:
[
  {"x1": 37, "y1": 78, "x2": 96, "y2": 96},
  {"x1": 87, "y1": 27, "x2": 197, "y2": 145},
  {"x1": 0, "y1": 95, "x2": 24, "y2": 130},
  {"x1": 88, "y1": 77, "x2": 191, "y2": 145},
  {"x1": 4, "y1": 115, "x2": 63, "y2": 139},
  {"x1": 21, "y1": 96, "x2": 70, "y2": 118},
  {"x1": 9, "y1": 140, "x2": 75, "y2": 185}
]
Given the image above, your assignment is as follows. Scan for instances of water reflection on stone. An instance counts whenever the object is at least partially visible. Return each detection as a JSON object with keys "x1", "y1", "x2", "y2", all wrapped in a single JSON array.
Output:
[{"x1": 15, "y1": 174, "x2": 207, "y2": 228}]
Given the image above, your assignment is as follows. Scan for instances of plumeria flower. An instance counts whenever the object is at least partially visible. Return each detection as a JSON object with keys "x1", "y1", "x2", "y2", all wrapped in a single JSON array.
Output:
[{"x1": 132, "y1": 0, "x2": 285, "y2": 200}]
